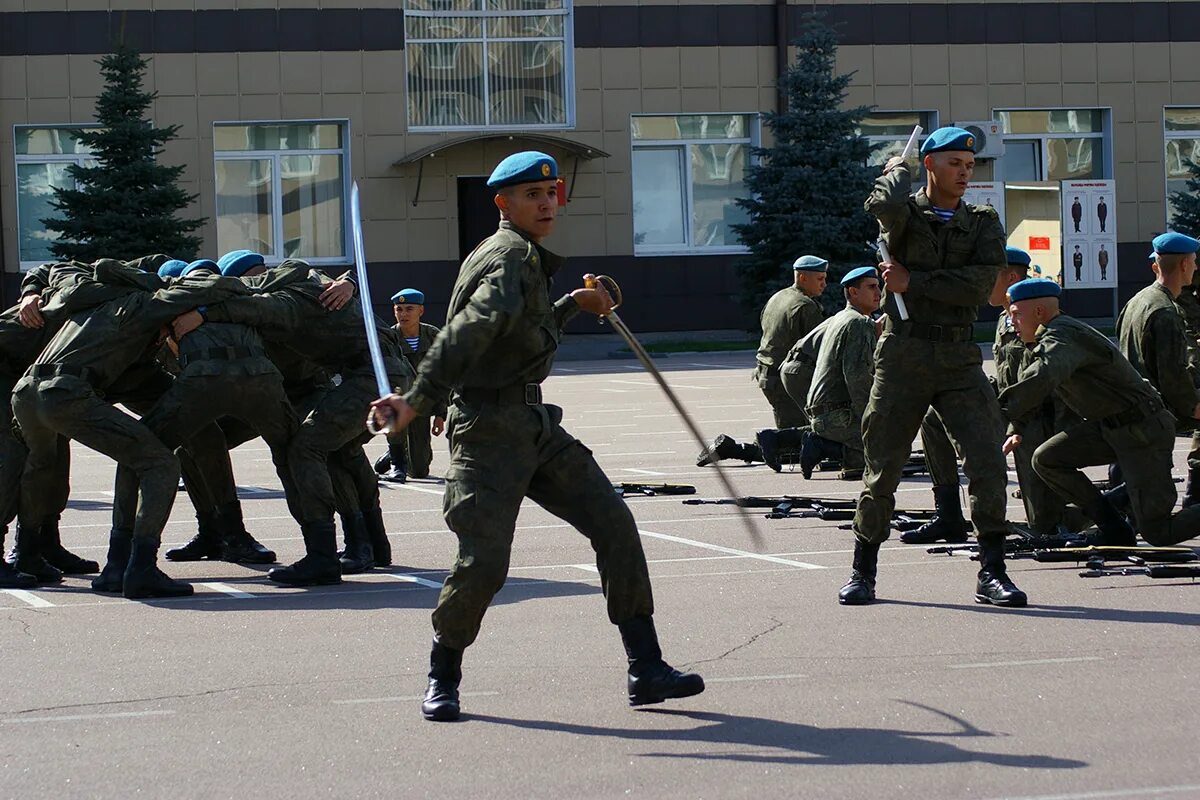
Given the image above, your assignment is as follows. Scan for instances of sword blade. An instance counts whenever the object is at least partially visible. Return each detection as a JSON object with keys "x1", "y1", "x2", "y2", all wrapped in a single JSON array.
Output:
[
  {"x1": 605, "y1": 311, "x2": 764, "y2": 550},
  {"x1": 351, "y1": 181, "x2": 392, "y2": 401}
]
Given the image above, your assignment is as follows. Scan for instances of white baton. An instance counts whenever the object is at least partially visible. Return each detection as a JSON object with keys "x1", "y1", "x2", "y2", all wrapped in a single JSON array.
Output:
[{"x1": 879, "y1": 125, "x2": 923, "y2": 322}]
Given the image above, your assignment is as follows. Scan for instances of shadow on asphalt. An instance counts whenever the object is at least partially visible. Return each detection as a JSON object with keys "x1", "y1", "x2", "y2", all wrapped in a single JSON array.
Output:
[
  {"x1": 468, "y1": 704, "x2": 1088, "y2": 769},
  {"x1": 65, "y1": 498, "x2": 113, "y2": 511},
  {"x1": 885, "y1": 598, "x2": 1200, "y2": 628}
]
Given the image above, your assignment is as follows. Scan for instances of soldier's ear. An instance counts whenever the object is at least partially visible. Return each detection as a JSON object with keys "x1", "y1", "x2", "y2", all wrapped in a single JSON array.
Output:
[{"x1": 493, "y1": 192, "x2": 508, "y2": 216}]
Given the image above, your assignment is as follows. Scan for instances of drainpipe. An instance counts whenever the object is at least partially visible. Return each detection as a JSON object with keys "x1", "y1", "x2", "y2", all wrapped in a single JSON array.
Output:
[{"x1": 776, "y1": 0, "x2": 788, "y2": 113}]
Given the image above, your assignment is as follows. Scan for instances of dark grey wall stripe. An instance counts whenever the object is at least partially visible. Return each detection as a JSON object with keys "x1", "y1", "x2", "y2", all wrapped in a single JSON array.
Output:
[{"x1": 2, "y1": 4, "x2": 1200, "y2": 56}]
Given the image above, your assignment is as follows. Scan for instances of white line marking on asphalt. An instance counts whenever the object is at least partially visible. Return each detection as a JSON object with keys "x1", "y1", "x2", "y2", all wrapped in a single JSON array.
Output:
[
  {"x1": 3, "y1": 589, "x2": 54, "y2": 608},
  {"x1": 609, "y1": 379, "x2": 711, "y2": 390},
  {"x1": 381, "y1": 483, "x2": 444, "y2": 496},
  {"x1": 948, "y1": 656, "x2": 1103, "y2": 670},
  {"x1": 199, "y1": 582, "x2": 256, "y2": 599},
  {"x1": 637, "y1": 529, "x2": 825, "y2": 569},
  {"x1": 375, "y1": 573, "x2": 444, "y2": 589},
  {"x1": 5, "y1": 710, "x2": 175, "y2": 723},
  {"x1": 704, "y1": 674, "x2": 807, "y2": 684},
  {"x1": 991, "y1": 784, "x2": 1200, "y2": 800},
  {"x1": 333, "y1": 691, "x2": 500, "y2": 705},
  {"x1": 623, "y1": 468, "x2": 667, "y2": 476},
  {"x1": 598, "y1": 451, "x2": 676, "y2": 457},
  {"x1": 569, "y1": 564, "x2": 599, "y2": 574},
  {"x1": 573, "y1": 423, "x2": 638, "y2": 430},
  {"x1": 599, "y1": 389, "x2": 630, "y2": 393}
]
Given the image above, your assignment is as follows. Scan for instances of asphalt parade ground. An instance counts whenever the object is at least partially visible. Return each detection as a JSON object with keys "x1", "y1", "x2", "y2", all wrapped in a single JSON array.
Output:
[{"x1": 2, "y1": 350, "x2": 1197, "y2": 800}]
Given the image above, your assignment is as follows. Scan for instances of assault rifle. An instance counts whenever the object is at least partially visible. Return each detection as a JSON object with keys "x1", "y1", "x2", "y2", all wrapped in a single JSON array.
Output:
[
  {"x1": 614, "y1": 483, "x2": 696, "y2": 497},
  {"x1": 1079, "y1": 563, "x2": 1200, "y2": 579},
  {"x1": 683, "y1": 495, "x2": 856, "y2": 519}
]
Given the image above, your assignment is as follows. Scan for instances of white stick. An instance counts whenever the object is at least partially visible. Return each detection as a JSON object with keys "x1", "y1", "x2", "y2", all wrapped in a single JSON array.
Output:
[{"x1": 880, "y1": 125, "x2": 923, "y2": 322}]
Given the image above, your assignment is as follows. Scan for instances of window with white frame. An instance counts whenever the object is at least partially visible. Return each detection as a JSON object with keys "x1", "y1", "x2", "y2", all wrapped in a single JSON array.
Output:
[
  {"x1": 14, "y1": 126, "x2": 97, "y2": 269},
  {"x1": 404, "y1": 0, "x2": 573, "y2": 130},
  {"x1": 213, "y1": 122, "x2": 349, "y2": 264},
  {"x1": 857, "y1": 111, "x2": 938, "y2": 168},
  {"x1": 1165, "y1": 107, "x2": 1200, "y2": 224},
  {"x1": 994, "y1": 109, "x2": 1110, "y2": 182},
  {"x1": 631, "y1": 114, "x2": 756, "y2": 255}
]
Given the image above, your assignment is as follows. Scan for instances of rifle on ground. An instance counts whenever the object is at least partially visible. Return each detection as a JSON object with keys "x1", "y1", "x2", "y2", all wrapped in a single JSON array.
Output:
[
  {"x1": 683, "y1": 495, "x2": 855, "y2": 519},
  {"x1": 1033, "y1": 545, "x2": 1197, "y2": 564},
  {"x1": 614, "y1": 483, "x2": 696, "y2": 497},
  {"x1": 926, "y1": 527, "x2": 1087, "y2": 557},
  {"x1": 1080, "y1": 563, "x2": 1200, "y2": 579}
]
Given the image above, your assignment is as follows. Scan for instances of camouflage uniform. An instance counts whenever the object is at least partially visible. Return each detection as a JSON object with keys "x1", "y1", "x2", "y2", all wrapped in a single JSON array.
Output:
[
  {"x1": 779, "y1": 316, "x2": 833, "y2": 409},
  {"x1": 1175, "y1": 273, "x2": 1200, "y2": 385},
  {"x1": 404, "y1": 221, "x2": 654, "y2": 651},
  {"x1": 856, "y1": 164, "x2": 1009, "y2": 547},
  {"x1": 386, "y1": 322, "x2": 445, "y2": 478},
  {"x1": 805, "y1": 306, "x2": 875, "y2": 470},
  {"x1": 754, "y1": 286, "x2": 823, "y2": 428},
  {"x1": 1000, "y1": 314, "x2": 1200, "y2": 547}
]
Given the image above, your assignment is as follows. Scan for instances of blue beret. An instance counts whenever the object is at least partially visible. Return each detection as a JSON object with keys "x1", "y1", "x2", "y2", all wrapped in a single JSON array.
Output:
[
  {"x1": 1005, "y1": 247, "x2": 1032, "y2": 268},
  {"x1": 1152, "y1": 232, "x2": 1200, "y2": 255},
  {"x1": 487, "y1": 151, "x2": 558, "y2": 189},
  {"x1": 792, "y1": 255, "x2": 829, "y2": 272},
  {"x1": 182, "y1": 259, "x2": 218, "y2": 277},
  {"x1": 1007, "y1": 278, "x2": 1062, "y2": 303},
  {"x1": 218, "y1": 249, "x2": 266, "y2": 278},
  {"x1": 841, "y1": 266, "x2": 879, "y2": 287},
  {"x1": 391, "y1": 288, "x2": 425, "y2": 305},
  {"x1": 157, "y1": 259, "x2": 188, "y2": 278},
  {"x1": 920, "y1": 126, "x2": 977, "y2": 156}
]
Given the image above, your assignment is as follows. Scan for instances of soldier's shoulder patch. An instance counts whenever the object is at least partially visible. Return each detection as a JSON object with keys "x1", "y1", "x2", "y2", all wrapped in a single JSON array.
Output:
[{"x1": 967, "y1": 202, "x2": 1000, "y2": 220}]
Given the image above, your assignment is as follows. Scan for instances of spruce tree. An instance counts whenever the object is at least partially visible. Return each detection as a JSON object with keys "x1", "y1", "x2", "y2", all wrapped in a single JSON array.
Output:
[
  {"x1": 44, "y1": 44, "x2": 204, "y2": 262},
  {"x1": 734, "y1": 12, "x2": 877, "y2": 316},
  {"x1": 1169, "y1": 159, "x2": 1200, "y2": 237}
]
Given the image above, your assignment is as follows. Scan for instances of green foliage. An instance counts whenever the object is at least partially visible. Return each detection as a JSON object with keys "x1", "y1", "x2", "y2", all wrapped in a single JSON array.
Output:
[
  {"x1": 44, "y1": 45, "x2": 204, "y2": 262},
  {"x1": 733, "y1": 12, "x2": 878, "y2": 321},
  {"x1": 1169, "y1": 159, "x2": 1200, "y2": 238}
]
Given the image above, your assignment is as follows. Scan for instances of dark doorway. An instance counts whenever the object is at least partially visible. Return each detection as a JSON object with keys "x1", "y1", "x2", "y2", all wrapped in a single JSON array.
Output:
[{"x1": 457, "y1": 176, "x2": 499, "y2": 259}]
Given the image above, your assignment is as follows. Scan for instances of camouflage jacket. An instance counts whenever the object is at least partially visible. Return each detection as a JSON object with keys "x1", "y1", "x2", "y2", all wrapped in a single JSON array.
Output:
[
  {"x1": 755, "y1": 286, "x2": 824, "y2": 369},
  {"x1": 1173, "y1": 275, "x2": 1200, "y2": 384},
  {"x1": 1116, "y1": 283, "x2": 1198, "y2": 422},
  {"x1": 404, "y1": 221, "x2": 580, "y2": 416},
  {"x1": 806, "y1": 306, "x2": 875, "y2": 418},
  {"x1": 865, "y1": 164, "x2": 1006, "y2": 326},
  {"x1": 396, "y1": 322, "x2": 446, "y2": 417}
]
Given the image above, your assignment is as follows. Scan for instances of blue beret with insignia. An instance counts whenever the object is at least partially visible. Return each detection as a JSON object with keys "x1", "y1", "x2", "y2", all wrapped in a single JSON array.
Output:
[
  {"x1": 157, "y1": 259, "x2": 188, "y2": 278},
  {"x1": 487, "y1": 151, "x2": 558, "y2": 189},
  {"x1": 840, "y1": 266, "x2": 879, "y2": 287},
  {"x1": 920, "y1": 126, "x2": 977, "y2": 156},
  {"x1": 1152, "y1": 231, "x2": 1200, "y2": 255},
  {"x1": 792, "y1": 255, "x2": 829, "y2": 272},
  {"x1": 182, "y1": 259, "x2": 218, "y2": 277},
  {"x1": 1007, "y1": 278, "x2": 1061, "y2": 303},
  {"x1": 391, "y1": 288, "x2": 425, "y2": 305},
  {"x1": 218, "y1": 249, "x2": 266, "y2": 278},
  {"x1": 1005, "y1": 247, "x2": 1032, "y2": 269}
]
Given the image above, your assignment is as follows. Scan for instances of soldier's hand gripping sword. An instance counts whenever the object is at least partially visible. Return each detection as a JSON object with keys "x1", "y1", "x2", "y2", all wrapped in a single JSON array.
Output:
[
  {"x1": 349, "y1": 181, "x2": 397, "y2": 435},
  {"x1": 584, "y1": 274, "x2": 764, "y2": 549},
  {"x1": 877, "y1": 125, "x2": 922, "y2": 322}
]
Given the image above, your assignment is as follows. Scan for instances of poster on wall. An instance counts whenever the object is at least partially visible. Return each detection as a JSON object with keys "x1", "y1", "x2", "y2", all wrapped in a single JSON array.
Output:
[
  {"x1": 964, "y1": 182, "x2": 1005, "y2": 231},
  {"x1": 1060, "y1": 180, "x2": 1115, "y2": 288}
]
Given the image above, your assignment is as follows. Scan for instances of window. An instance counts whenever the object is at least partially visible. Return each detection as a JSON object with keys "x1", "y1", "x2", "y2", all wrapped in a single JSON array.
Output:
[
  {"x1": 857, "y1": 111, "x2": 938, "y2": 168},
  {"x1": 404, "y1": 0, "x2": 574, "y2": 131},
  {"x1": 213, "y1": 121, "x2": 349, "y2": 264},
  {"x1": 14, "y1": 126, "x2": 97, "y2": 270},
  {"x1": 995, "y1": 109, "x2": 1109, "y2": 181},
  {"x1": 631, "y1": 114, "x2": 756, "y2": 255},
  {"x1": 1165, "y1": 107, "x2": 1200, "y2": 224}
]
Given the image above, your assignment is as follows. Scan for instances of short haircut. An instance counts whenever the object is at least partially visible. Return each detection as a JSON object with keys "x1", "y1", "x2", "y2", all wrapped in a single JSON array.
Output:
[{"x1": 1157, "y1": 252, "x2": 1189, "y2": 273}]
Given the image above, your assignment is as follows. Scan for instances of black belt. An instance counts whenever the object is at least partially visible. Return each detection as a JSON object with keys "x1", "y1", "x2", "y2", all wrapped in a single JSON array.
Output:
[
  {"x1": 895, "y1": 321, "x2": 975, "y2": 343},
  {"x1": 457, "y1": 383, "x2": 543, "y2": 406},
  {"x1": 28, "y1": 363, "x2": 90, "y2": 381},
  {"x1": 178, "y1": 345, "x2": 259, "y2": 368},
  {"x1": 808, "y1": 400, "x2": 852, "y2": 416},
  {"x1": 1101, "y1": 398, "x2": 1164, "y2": 429}
]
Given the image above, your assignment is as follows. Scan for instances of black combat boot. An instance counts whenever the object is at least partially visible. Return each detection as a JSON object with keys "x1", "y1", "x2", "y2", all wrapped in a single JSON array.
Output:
[
  {"x1": 798, "y1": 430, "x2": 841, "y2": 480},
  {"x1": 165, "y1": 509, "x2": 222, "y2": 561},
  {"x1": 8, "y1": 522, "x2": 63, "y2": 584},
  {"x1": 1080, "y1": 494, "x2": 1137, "y2": 547},
  {"x1": 373, "y1": 451, "x2": 392, "y2": 475},
  {"x1": 899, "y1": 485, "x2": 970, "y2": 544},
  {"x1": 757, "y1": 428, "x2": 808, "y2": 473},
  {"x1": 267, "y1": 521, "x2": 342, "y2": 586},
  {"x1": 38, "y1": 516, "x2": 99, "y2": 574},
  {"x1": 975, "y1": 539, "x2": 1028, "y2": 607},
  {"x1": 92, "y1": 528, "x2": 133, "y2": 593},
  {"x1": 123, "y1": 535, "x2": 194, "y2": 599},
  {"x1": 0, "y1": 528, "x2": 36, "y2": 589},
  {"x1": 422, "y1": 639, "x2": 463, "y2": 721},
  {"x1": 838, "y1": 540, "x2": 879, "y2": 605},
  {"x1": 339, "y1": 512, "x2": 376, "y2": 574},
  {"x1": 362, "y1": 505, "x2": 392, "y2": 567},
  {"x1": 380, "y1": 439, "x2": 408, "y2": 484},
  {"x1": 1183, "y1": 468, "x2": 1200, "y2": 509},
  {"x1": 216, "y1": 501, "x2": 276, "y2": 564},
  {"x1": 618, "y1": 616, "x2": 705, "y2": 706}
]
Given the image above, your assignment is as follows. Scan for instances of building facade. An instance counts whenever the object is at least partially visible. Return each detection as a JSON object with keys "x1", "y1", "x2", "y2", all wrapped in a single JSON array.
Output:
[{"x1": 2, "y1": 1, "x2": 1199, "y2": 330}]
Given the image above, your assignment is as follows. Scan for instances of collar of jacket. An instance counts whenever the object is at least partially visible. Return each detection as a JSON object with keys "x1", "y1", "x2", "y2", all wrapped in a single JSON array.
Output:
[
  {"x1": 913, "y1": 187, "x2": 971, "y2": 231},
  {"x1": 498, "y1": 220, "x2": 566, "y2": 277}
]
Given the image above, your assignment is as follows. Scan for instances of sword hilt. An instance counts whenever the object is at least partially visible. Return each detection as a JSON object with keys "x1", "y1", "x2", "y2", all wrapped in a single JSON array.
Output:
[{"x1": 584, "y1": 274, "x2": 623, "y2": 322}]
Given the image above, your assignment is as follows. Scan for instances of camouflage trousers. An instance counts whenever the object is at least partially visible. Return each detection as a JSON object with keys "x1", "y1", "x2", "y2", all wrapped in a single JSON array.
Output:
[
  {"x1": 1034, "y1": 410, "x2": 1200, "y2": 547},
  {"x1": 386, "y1": 412, "x2": 434, "y2": 478},
  {"x1": 854, "y1": 335, "x2": 1009, "y2": 545},
  {"x1": 755, "y1": 363, "x2": 808, "y2": 428},
  {"x1": 779, "y1": 361, "x2": 815, "y2": 411},
  {"x1": 0, "y1": 377, "x2": 69, "y2": 532},
  {"x1": 432, "y1": 398, "x2": 654, "y2": 650},
  {"x1": 811, "y1": 408, "x2": 865, "y2": 470}
]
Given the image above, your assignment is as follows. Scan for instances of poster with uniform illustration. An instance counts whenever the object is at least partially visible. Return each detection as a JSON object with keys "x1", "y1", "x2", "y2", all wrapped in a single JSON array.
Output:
[
  {"x1": 1060, "y1": 180, "x2": 1115, "y2": 288},
  {"x1": 963, "y1": 182, "x2": 1005, "y2": 232}
]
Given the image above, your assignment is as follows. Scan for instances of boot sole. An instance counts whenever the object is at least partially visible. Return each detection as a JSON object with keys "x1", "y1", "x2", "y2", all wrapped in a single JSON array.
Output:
[
  {"x1": 124, "y1": 586, "x2": 195, "y2": 599},
  {"x1": 422, "y1": 705, "x2": 461, "y2": 721},
  {"x1": 0, "y1": 577, "x2": 38, "y2": 589},
  {"x1": 44, "y1": 560, "x2": 100, "y2": 575},
  {"x1": 838, "y1": 595, "x2": 875, "y2": 605},
  {"x1": 629, "y1": 683, "x2": 706, "y2": 707},
  {"x1": 974, "y1": 592, "x2": 1028, "y2": 608},
  {"x1": 221, "y1": 553, "x2": 277, "y2": 565}
]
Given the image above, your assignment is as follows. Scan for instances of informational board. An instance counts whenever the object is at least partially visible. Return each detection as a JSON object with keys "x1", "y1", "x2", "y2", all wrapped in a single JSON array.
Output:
[
  {"x1": 1061, "y1": 179, "x2": 1116, "y2": 289},
  {"x1": 963, "y1": 182, "x2": 1005, "y2": 231}
]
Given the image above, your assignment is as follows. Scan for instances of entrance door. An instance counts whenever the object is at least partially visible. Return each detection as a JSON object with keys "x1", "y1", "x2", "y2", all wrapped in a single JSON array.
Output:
[{"x1": 457, "y1": 176, "x2": 499, "y2": 259}]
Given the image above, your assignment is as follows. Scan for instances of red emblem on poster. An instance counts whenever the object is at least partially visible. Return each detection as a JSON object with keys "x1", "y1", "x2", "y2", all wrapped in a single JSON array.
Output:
[{"x1": 1029, "y1": 237, "x2": 1050, "y2": 250}]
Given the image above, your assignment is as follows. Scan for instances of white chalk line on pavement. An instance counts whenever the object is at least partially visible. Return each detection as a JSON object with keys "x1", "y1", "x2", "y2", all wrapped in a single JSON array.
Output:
[
  {"x1": 333, "y1": 691, "x2": 500, "y2": 705},
  {"x1": 948, "y1": 656, "x2": 1104, "y2": 670},
  {"x1": 991, "y1": 784, "x2": 1200, "y2": 800},
  {"x1": 4, "y1": 710, "x2": 175, "y2": 724},
  {"x1": 2, "y1": 589, "x2": 54, "y2": 608},
  {"x1": 198, "y1": 582, "x2": 256, "y2": 600},
  {"x1": 637, "y1": 528, "x2": 825, "y2": 569}
]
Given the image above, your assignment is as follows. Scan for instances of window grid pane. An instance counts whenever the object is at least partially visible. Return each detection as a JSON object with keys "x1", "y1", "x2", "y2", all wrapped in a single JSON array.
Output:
[
  {"x1": 633, "y1": 115, "x2": 749, "y2": 141},
  {"x1": 1165, "y1": 107, "x2": 1200, "y2": 132},
  {"x1": 15, "y1": 127, "x2": 94, "y2": 156},
  {"x1": 998, "y1": 109, "x2": 1103, "y2": 135},
  {"x1": 17, "y1": 161, "x2": 76, "y2": 263},
  {"x1": 281, "y1": 155, "x2": 345, "y2": 259},
  {"x1": 632, "y1": 148, "x2": 686, "y2": 247},
  {"x1": 216, "y1": 158, "x2": 276, "y2": 256}
]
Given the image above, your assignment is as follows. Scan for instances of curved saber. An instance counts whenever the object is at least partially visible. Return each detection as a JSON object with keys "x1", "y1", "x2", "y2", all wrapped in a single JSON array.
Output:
[
  {"x1": 879, "y1": 124, "x2": 922, "y2": 322},
  {"x1": 588, "y1": 276, "x2": 764, "y2": 549},
  {"x1": 350, "y1": 181, "x2": 394, "y2": 433}
]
